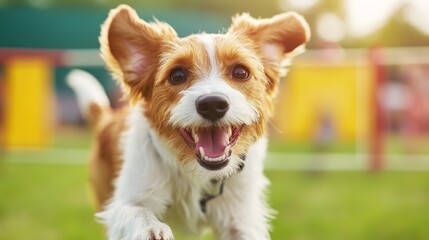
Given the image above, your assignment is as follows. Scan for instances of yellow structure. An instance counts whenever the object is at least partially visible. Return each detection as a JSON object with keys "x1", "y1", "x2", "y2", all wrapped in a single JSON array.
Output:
[
  {"x1": 274, "y1": 60, "x2": 374, "y2": 142},
  {"x1": 4, "y1": 58, "x2": 53, "y2": 148}
]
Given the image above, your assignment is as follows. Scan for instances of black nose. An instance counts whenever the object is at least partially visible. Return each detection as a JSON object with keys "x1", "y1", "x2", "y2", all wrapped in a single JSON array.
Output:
[{"x1": 196, "y1": 94, "x2": 229, "y2": 121}]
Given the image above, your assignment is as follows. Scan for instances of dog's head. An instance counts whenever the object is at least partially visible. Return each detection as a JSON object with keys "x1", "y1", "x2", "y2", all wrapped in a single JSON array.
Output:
[{"x1": 100, "y1": 5, "x2": 309, "y2": 178}]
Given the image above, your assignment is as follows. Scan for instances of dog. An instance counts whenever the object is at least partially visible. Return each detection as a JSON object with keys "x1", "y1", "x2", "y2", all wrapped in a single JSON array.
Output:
[{"x1": 67, "y1": 4, "x2": 309, "y2": 240}]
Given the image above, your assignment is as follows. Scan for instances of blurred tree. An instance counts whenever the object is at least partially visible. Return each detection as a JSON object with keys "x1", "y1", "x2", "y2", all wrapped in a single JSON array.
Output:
[{"x1": 360, "y1": 4, "x2": 429, "y2": 48}]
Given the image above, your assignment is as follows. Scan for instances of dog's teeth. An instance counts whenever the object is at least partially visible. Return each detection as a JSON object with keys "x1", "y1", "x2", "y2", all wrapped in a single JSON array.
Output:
[
  {"x1": 199, "y1": 147, "x2": 205, "y2": 158},
  {"x1": 194, "y1": 133, "x2": 199, "y2": 143},
  {"x1": 227, "y1": 127, "x2": 232, "y2": 137},
  {"x1": 203, "y1": 154, "x2": 229, "y2": 162},
  {"x1": 202, "y1": 153, "x2": 230, "y2": 162},
  {"x1": 224, "y1": 146, "x2": 230, "y2": 155}
]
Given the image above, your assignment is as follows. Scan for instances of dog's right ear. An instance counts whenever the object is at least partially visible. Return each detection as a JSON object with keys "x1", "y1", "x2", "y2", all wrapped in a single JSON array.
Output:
[{"x1": 100, "y1": 5, "x2": 177, "y2": 101}]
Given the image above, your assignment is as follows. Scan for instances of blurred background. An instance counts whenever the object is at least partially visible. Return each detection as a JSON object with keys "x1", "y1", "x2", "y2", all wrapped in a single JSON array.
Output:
[{"x1": 1, "y1": 0, "x2": 429, "y2": 239}]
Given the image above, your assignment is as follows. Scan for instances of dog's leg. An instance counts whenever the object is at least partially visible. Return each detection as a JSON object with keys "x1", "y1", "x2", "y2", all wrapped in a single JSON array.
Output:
[
  {"x1": 96, "y1": 154, "x2": 174, "y2": 240},
  {"x1": 97, "y1": 110, "x2": 175, "y2": 240},
  {"x1": 208, "y1": 138, "x2": 273, "y2": 240},
  {"x1": 98, "y1": 204, "x2": 174, "y2": 240}
]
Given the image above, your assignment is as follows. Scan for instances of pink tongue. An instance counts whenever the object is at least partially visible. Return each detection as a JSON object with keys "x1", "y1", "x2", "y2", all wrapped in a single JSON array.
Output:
[{"x1": 196, "y1": 128, "x2": 229, "y2": 157}]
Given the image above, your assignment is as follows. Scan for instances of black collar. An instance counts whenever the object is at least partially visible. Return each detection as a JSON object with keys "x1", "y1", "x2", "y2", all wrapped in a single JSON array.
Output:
[
  {"x1": 199, "y1": 179, "x2": 225, "y2": 213},
  {"x1": 199, "y1": 154, "x2": 246, "y2": 213}
]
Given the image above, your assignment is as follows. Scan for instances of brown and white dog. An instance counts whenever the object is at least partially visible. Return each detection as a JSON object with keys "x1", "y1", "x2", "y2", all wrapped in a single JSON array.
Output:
[{"x1": 68, "y1": 4, "x2": 309, "y2": 240}]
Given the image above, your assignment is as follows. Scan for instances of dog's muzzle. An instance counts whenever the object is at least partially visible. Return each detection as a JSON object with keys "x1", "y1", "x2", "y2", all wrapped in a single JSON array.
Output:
[{"x1": 178, "y1": 93, "x2": 243, "y2": 171}]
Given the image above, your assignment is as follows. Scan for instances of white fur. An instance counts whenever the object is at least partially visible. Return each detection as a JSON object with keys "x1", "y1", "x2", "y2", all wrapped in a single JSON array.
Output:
[
  {"x1": 198, "y1": 34, "x2": 217, "y2": 76},
  {"x1": 97, "y1": 106, "x2": 272, "y2": 240},
  {"x1": 66, "y1": 69, "x2": 110, "y2": 117},
  {"x1": 97, "y1": 107, "x2": 175, "y2": 239}
]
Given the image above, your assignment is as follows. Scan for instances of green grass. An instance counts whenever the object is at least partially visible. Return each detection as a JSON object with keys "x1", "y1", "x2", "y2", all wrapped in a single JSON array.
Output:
[
  {"x1": 268, "y1": 137, "x2": 429, "y2": 154},
  {"x1": 268, "y1": 140, "x2": 358, "y2": 153},
  {"x1": 1, "y1": 152, "x2": 429, "y2": 240},
  {"x1": 0, "y1": 161, "x2": 102, "y2": 240},
  {"x1": 269, "y1": 171, "x2": 429, "y2": 240},
  {"x1": 385, "y1": 136, "x2": 429, "y2": 155},
  {"x1": 52, "y1": 128, "x2": 92, "y2": 149}
]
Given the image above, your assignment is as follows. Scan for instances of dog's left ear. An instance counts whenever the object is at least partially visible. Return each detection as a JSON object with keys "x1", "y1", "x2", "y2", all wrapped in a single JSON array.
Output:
[
  {"x1": 228, "y1": 12, "x2": 310, "y2": 94},
  {"x1": 100, "y1": 5, "x2": 177, "y2": 102}
]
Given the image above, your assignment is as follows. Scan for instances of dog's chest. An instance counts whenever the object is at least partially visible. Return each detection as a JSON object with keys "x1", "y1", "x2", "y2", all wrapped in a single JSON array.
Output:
[
  {"x1": 161, "y1": 180, "x2": 207, "y2": 234},
  {"x1": 162, "y1": 177, "x2": 222, "y2": 235}
]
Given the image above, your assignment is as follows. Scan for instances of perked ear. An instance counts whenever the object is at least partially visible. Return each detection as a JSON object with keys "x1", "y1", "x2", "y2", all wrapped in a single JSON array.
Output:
[
  {"x1": 100, "y1": 5, "x2": 177, "y2": 101},
  {"x1": 228, "y1": 12, "x2": 310, "y2": 94},
  {"x1": 229, "y1": 12, "x2": 310, "y2": 63}
]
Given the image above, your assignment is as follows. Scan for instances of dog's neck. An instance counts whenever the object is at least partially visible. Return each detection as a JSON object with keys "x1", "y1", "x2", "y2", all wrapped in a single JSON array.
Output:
[
  {"x1": 147, "y1": 125, "x2": 228, "y2": 212},
  {"x1": 199, "y1": 178, "x2": 225, "y2": 213}
]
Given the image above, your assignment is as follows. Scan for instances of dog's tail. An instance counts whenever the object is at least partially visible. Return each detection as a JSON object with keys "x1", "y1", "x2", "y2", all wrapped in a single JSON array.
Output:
[{"x1": 66, "y1": 69, "x2": 111, "y2": 126}]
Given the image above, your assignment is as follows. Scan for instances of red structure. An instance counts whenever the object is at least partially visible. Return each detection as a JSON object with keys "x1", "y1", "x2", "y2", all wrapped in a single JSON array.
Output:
[
  {"x1": 0, "y1": 48, "x2": 65, "y2": 66},
  {"x1": 368, "y1": 46, "x2": 387, "y2": 171}
]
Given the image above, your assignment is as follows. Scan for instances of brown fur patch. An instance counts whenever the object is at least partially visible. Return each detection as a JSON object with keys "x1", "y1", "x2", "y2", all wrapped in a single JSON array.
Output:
[{"x1": 88, "y1": 106, "x2": 127, "y2": 210}]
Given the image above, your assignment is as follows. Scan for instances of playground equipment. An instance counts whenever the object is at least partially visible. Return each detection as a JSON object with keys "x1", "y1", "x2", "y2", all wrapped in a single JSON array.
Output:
[
  {"x1": 3, "y1": 57, "x2": 54, "y2": 148},
  {"x1": 274, "y1": 54, "x2": 373, "y2": 142},
  {"x1": 274, "y1": 46, "x2": 429, "y2": 170},
  {"x1": 0, "y1": 48, "x2": 104, "y2": 148}
]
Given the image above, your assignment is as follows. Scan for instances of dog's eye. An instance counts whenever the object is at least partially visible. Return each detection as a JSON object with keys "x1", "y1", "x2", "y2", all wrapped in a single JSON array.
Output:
[
  {"x1": 232, "y1": 65, "x2": 250, "y2": 81},
  {"x1": 169, "y1": 68, "x2": 187, "y2": 84}
]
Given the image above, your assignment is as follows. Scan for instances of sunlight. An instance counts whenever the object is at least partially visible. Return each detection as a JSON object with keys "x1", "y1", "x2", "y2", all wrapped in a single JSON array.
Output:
[
  {"x1": 317, "y1": 12, "x2": 345, "y2": 42},
  {"x1": 344, "y1": 0, "x2": 402, "y2": 37},
  {"x1": 344, "y1": 0, "x2": 429, "y2": 37},
  {"x1": 289, "y1": 0, "x2": 319, "y2": 10},
  {"x1": 403, "y1": 0, "x2": 429, "y2": 35}
]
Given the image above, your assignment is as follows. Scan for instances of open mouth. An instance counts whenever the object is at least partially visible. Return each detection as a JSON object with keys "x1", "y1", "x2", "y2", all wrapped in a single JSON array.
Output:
[{"x1": 179, "y1": 126, "x2": 243, "y2": 171}]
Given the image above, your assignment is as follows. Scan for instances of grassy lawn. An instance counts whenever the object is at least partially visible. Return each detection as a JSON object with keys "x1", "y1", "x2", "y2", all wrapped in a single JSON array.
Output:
[
  {"x1": 269, "y1": 171, "x2": 429, "y2": 240},
  {"x1": 268, "y1": 137, "x2": 429, "y2": 154},
  {"x1": 0, "y1": 161, "x2": 101, "y2": 240},
  {"x1": 1, "y1": 150, "x2": 429, "y2": 240}
]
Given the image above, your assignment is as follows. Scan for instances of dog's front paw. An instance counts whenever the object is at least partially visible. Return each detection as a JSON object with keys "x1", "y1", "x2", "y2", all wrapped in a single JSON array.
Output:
[
  {"x1": 131, "y1": 222, "x2": 174, "y2": 240},
  {"x1": 99, "y1": 204, "x2": 175, "y2": 240}
]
